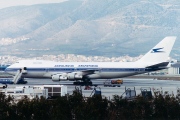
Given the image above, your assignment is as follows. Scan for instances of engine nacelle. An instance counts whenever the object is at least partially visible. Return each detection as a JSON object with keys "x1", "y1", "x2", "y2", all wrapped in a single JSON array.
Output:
[
  {"x1": 52, "y1": 74, "x2": 68, "y2": 81},
  {"x1": 67, "y1": 73, "x2": 82, "y2": 80}
]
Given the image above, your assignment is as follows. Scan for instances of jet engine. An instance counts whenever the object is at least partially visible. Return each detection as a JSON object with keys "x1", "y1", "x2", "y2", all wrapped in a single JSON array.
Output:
[
  {"x1": 52, "y1": 74, "x2": 68, "y2": 81},
  {"x1": 52, "y1": 72, "x2": 83, "y2": 81},
  {"x1": 67, "y1": 73, "x2": 82, "y2": 80}
]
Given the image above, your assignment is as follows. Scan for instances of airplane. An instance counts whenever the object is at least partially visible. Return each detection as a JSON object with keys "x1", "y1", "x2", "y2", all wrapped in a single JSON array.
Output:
[{"x1": 4, "y1": 36, "x2": 176, "y2": 85}]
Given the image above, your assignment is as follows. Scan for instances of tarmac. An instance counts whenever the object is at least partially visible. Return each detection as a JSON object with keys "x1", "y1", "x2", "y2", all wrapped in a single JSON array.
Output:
[
  {"x1": 22, "y1": 77, "x2": 180, "y2": 99},
  {"x1": 127, "y1": 75, "x2": 180, "y2": 80},
  {"x1": 1, "y1": 73, "x2": 180, "y2": 99}
]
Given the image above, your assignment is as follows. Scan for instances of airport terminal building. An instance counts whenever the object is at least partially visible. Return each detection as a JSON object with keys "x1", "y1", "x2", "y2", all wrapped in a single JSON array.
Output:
[{"x1": 168, "y1": 63, "x2": 180, "y2": 75}]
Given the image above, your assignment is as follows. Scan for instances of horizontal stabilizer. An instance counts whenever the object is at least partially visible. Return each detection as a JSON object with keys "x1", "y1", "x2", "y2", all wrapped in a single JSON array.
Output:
[{"x1": 146, "y1": 62, "x2": 169, "y2": 68}]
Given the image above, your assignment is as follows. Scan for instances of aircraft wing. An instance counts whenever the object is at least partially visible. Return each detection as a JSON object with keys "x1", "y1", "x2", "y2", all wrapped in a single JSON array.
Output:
[{"x1": 80, "y1": 69, "x2": 99, "y2": 76}]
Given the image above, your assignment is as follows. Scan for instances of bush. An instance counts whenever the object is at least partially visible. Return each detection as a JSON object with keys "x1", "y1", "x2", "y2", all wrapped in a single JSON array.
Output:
[{"x1": 0, "y1": 90, "x2": 180, "y2": 119}]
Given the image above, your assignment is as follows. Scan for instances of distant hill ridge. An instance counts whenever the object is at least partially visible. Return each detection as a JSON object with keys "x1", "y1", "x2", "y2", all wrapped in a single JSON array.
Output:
[{"x1": 0, "y1": 0, "x2": 179, "y2": 58}]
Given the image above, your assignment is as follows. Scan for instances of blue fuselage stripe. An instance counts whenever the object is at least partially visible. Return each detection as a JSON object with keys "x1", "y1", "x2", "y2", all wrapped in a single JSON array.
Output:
[{"x1": 5, "y1": 67, "x2": 157, "y2": 72}]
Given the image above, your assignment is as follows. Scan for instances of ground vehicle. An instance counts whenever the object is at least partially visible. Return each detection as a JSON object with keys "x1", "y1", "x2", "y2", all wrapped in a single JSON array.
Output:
[
  {"x1": 84, "y1": 86, "x2": 93, "y2": 90},
  {"x1": 104, "y1": 79, "x2": 123, "y2": 87}
]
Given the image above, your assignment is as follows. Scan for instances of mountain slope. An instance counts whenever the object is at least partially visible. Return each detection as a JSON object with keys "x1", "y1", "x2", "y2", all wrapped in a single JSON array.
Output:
[{"x1": 0, "y1": 0, "x2": 179, "y2": 58}]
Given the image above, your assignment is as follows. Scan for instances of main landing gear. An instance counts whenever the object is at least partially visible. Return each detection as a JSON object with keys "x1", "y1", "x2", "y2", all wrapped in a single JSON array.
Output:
[
  {"x1": 73, "y1": 79, "x2": 98, "y2": 91},
  {"x1": 73, "y1": 81, "x2": 92, "y2": 86},
  {"x1": 73, "y1": 77, "x2": 93, "y2": 86}
]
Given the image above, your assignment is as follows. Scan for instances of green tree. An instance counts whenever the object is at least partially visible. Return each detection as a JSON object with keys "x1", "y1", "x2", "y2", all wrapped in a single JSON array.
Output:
[
  {"x1": 51, "y1": 95, "x2": 72, "y2": 120},
  {"x1": 30, "y1": 96, "x2": 52, "y2": 120},
  {"x1": 68, "y1": 89, "x2": 85, "y2": 120},
  {"x1": 78, "y1": 95, "x2": 108, "y2": 120},
  {"x1": 0, "y1": 93, "x2": 16, "y2": 120},
  {"x1": 153, "y1": 95, "x2": 180, "y2": 119},
  {"x1": 16, "y1": 96, "x2": 33, "y2": 119},
  {"x1": 108, "y1": 95, "x2": 153, "y2": 119},
  {"x1": 133, "y1": 96, "x2": 153, "y2": 119}
]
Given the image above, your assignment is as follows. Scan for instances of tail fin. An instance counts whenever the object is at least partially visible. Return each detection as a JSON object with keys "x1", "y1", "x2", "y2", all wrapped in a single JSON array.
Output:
[{"x1": 137, "y1": 36, "x2": 176, "y2": 63}]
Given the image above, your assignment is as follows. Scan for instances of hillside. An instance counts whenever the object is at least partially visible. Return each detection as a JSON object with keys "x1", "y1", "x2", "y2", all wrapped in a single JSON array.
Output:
[{"x1": 0, "y1": 0, "x2": 179, "y2": 58}]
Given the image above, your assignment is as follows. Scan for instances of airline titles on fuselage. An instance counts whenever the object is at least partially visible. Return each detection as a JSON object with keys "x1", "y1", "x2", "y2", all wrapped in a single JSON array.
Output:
[
  {"x1": 54, "y1": 65, "x2": 74, "y2": 67},
  {"x1": 54, "y1": 65, "x2": 98, "y2": 67}
]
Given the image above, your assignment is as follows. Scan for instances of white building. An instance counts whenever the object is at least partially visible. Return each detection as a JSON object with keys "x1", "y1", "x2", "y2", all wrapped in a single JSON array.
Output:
[
  {"x1": 168, "y1": 63, "x2": 180, "y2": 75},
  {"x1": 0, "y1": 85, "x2": 67, "y2": 102}
]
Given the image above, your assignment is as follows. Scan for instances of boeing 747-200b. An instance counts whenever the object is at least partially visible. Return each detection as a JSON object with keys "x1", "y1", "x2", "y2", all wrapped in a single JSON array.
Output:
[{"x1": 5, "y1": 36, "x2": 176, "y2": 85}]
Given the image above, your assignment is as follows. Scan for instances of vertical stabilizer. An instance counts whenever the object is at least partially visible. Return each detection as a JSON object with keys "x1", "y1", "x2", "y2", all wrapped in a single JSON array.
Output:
[{"x1": 137, "y1": 36, "x2": 176, "y2": 63}]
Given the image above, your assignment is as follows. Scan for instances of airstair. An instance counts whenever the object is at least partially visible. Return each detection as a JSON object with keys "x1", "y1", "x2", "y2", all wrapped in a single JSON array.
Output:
[
  {"x1": 121, "y1": 87, "x2": 136, "y2": 100},
  {"x1": 13, "y1": 69, "x2": 23, "y2": 84},
  {"x1": 89, "y1": 87, "x2": 101, "y2": 97},
  {"x1": 140, "y1": 87, "x2": 152, "y2": 99}
]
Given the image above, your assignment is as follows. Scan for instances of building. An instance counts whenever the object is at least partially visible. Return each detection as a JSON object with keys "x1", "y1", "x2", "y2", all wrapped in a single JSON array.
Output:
[
  {"x1": 168, "y1": 63, "x2": 180, "y2": 75},
  {"x1": 0, "y1": 85, "x2": 67, "y2": 102}
]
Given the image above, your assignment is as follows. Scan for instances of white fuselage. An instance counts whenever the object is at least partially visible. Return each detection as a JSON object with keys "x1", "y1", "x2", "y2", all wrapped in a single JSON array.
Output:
[{"x1": 5, "y1": 60, "x2": 160, "y2": 80}]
